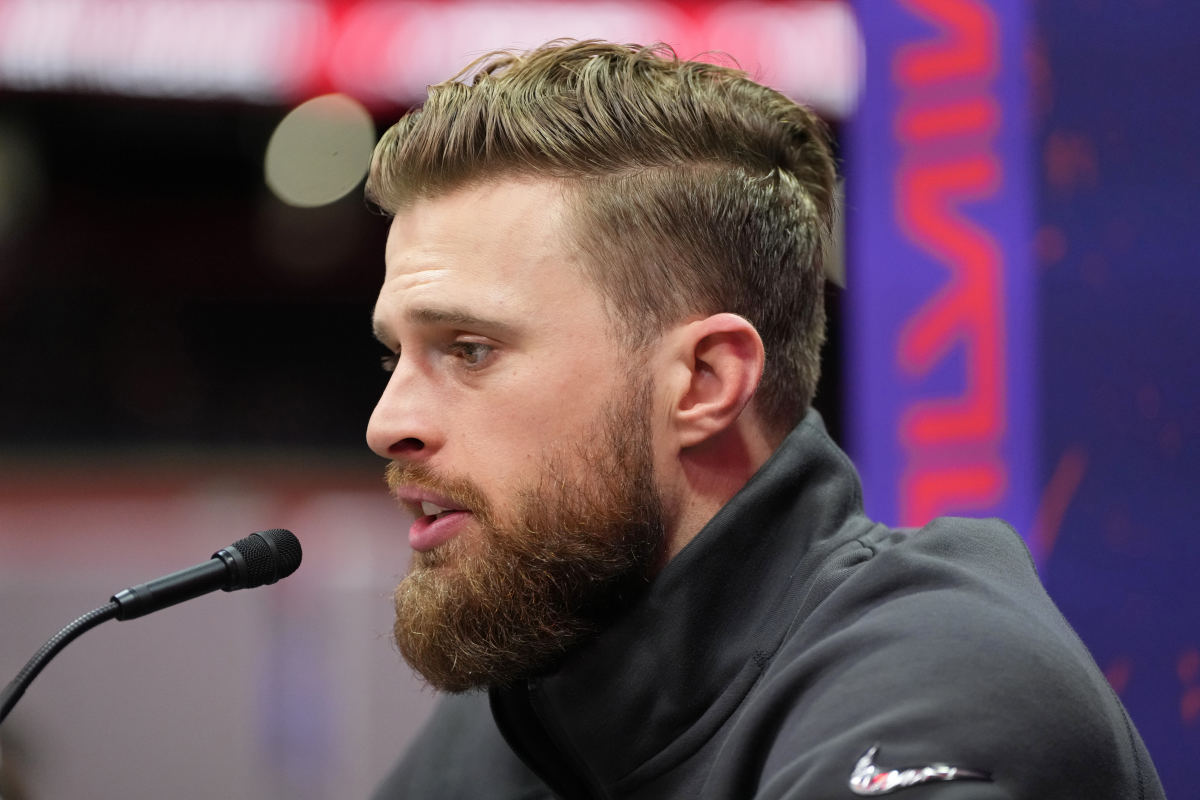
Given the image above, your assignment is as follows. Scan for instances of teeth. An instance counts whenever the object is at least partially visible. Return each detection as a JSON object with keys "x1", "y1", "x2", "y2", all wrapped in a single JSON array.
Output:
[{"x1": 421, "y1": 501, "x2": 448, "y2": 517}]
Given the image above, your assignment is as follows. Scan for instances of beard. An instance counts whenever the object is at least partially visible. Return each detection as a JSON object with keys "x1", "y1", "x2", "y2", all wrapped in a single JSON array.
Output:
[{"x1": 386, "y1": 378, "x2": 666, "y2": 693}]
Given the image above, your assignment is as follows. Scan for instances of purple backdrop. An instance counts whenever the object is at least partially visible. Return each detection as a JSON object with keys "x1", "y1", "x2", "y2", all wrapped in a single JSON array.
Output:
[
  {"x1": 845, "y1": 0, "x2": 1037, "y2": 538},
  {"x1": 847, "y1": 2, "x2": 1200, "y2": 795}
]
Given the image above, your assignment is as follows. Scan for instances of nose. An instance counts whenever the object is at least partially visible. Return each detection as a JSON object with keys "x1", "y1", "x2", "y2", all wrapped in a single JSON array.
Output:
[{"x1": 366, "y1": 366, "x2": 440, "y2": 461}]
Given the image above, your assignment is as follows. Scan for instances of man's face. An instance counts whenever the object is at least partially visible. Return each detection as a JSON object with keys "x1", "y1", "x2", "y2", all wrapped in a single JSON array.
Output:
[{"x1": 367, "y1": 179, "x2": 667, "y2": 691}]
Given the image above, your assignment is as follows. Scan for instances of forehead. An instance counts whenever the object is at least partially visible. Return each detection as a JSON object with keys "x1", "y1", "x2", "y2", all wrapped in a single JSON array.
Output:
[{"x1": 382, "y1": 180, "x2": 585, "y2": 304}]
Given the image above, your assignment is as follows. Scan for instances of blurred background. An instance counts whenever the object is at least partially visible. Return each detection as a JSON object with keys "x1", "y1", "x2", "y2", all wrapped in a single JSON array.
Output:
[{"x1": 0, "y1": 0, "x2": 1194, "y2": 797}]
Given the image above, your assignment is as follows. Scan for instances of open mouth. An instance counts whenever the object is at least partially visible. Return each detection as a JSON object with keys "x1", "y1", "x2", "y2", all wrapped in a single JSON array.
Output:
[
  {"x1": 409, "y1": 499, "x2": 472, "y2": 552},
  {"x1": 421, "y1": 500, "x2": 463, "y2": 521}
]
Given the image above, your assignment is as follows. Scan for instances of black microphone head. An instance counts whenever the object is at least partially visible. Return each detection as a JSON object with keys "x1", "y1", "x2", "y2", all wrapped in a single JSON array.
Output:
[{"x1": 220, "y1": 529, "x2": 302, "y2": 590}]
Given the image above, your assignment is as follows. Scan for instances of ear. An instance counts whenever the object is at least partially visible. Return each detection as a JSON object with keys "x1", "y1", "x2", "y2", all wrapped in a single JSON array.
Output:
[{"x1": 668, "y1": 313, "x2": 765, "y2": 449}]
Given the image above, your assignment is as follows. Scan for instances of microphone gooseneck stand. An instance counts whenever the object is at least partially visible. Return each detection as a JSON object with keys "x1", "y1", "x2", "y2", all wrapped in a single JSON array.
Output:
[
  {"x1": 0, "y1": 528, "x2": 301, "y2": 726},
  {"x1": 0, "y1": 602, "x2": 121, "y2": 723}
]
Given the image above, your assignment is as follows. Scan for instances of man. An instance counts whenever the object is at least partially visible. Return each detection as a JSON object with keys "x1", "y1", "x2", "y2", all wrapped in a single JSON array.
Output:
[{"x1": 364, "y1": 40, "x2": 1164, "y2": 799}]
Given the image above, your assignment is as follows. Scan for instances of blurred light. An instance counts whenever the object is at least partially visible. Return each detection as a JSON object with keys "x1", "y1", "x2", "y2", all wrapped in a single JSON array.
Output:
[
  {"x1": 263, "y1": 94, "x2": 376, "y2": 209},
  {"x1": 329, "y1": 0, "x2": 686, "y2": 104},
  {"x1": 703, "y1": 1, "x2": 864, "y2": 118},
  {"x1": 0, "y1": 0, "x2": 861, "y2": 118},
  {"x1": 0, "y1": 0, "x2": 328, "y2": 102},
  {"x1": 330, "y1": 0, "x2": 863, "y2": 117}
]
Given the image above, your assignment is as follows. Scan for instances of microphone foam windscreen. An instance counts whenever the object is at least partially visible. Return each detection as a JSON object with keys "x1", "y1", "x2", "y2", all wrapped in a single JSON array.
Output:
[
  {"x1": 232, "y1": 529, "x2": 302, "y2": 587},
  {"x1": 263, "y1": 529, "x2": 303, "y2": 577}
]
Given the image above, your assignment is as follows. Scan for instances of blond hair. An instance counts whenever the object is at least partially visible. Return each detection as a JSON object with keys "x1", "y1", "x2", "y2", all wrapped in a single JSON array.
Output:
[{"x1": 367, "y1": 39, "x2": 836, "y2": 435}]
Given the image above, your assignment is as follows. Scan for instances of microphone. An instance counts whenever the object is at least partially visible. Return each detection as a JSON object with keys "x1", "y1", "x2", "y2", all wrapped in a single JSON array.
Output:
[
  {"x1": 111, "y1": 528, "x2": 303, "y2": 620},
  {"x1": 0, "y1": 529, "x2": 302, "y2": 724}
]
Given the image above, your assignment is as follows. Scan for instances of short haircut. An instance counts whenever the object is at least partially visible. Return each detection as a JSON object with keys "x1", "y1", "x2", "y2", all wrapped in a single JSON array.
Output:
[{"x1": 367, "y1": 39, "x2": 836, "y2": 436}]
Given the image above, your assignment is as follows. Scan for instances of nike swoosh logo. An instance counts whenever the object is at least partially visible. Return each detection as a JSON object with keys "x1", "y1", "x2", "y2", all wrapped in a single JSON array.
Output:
[{"x1": 849, "y1": 745, "x2": 992, "y2": 796}]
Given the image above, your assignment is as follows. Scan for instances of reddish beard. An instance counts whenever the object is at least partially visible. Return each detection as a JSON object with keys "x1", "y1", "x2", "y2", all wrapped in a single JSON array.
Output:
[{"x1": 386, "y1": 382, "x2": 665, "y2": 692}]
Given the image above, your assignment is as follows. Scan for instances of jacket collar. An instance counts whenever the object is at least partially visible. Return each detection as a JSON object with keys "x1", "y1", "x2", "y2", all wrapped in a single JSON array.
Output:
[{"x1": 493, "y1": 410, "x2": 870, "y2": 789}]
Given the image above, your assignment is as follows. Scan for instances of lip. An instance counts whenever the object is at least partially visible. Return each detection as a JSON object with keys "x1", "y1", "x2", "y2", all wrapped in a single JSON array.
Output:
[
  {"x1": 391, "y1": 485, "x2": 472, "y2": 552},
  {"x1": 409, "y1": 509, "x2": 472, "y2": 551}
]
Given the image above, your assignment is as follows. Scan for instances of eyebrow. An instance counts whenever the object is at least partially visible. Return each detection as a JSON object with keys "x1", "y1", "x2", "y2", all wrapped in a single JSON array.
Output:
[{"x1": 372, "y1": 306, "x2": 520, "y2": 344}]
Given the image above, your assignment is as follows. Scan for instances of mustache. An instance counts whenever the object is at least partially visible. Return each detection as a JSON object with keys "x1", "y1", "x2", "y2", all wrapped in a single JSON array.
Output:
[{"x1": 384, "y1": 461, "x2": 492, "y2": 518}]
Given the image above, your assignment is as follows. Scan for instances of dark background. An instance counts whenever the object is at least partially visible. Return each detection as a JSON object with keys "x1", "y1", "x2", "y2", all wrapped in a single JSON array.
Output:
[
  {"x1": 0, "y1": 93, "x2": 847, "y2": 452},
  {"x1": 0, "y1": 95, "x2": 389, "y2": 453}
]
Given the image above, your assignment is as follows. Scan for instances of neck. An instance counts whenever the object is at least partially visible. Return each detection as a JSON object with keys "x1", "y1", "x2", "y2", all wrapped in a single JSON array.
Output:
[{"x1": 659, "y1": 417, "x2": 778, "y2": 563}]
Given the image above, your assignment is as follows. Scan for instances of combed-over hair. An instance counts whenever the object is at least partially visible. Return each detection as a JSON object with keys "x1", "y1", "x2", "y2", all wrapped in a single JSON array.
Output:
[{"x1": 367, "y1": 39, "x2": 836, "y2": 435}]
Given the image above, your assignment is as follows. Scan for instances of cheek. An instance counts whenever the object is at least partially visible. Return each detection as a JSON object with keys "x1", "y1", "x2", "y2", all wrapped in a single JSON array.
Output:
[
  {"x1": 544, "y1": 356, "x2": 626, "y2": 411},
  {"x1": 458, "y1": 352, "x2": 626, "y2": 470}
]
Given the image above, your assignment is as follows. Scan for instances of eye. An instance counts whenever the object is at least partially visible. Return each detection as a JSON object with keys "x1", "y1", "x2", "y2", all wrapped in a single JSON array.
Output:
[
  {"x1": 379, "y1": 345, "x2": 399, "y2": 373},
  {"x1": 449, "y1": 340, "x2": 494, "y2": 368}
]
